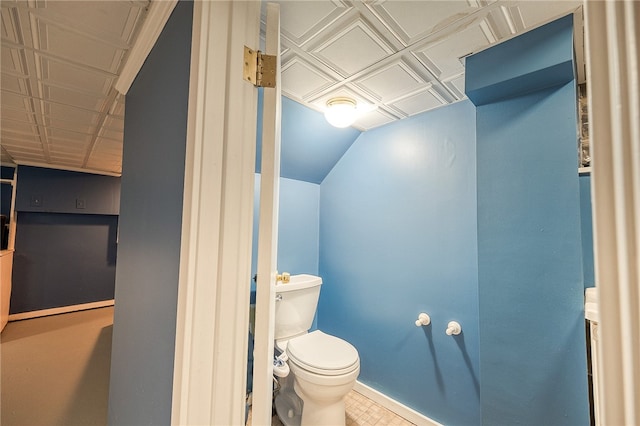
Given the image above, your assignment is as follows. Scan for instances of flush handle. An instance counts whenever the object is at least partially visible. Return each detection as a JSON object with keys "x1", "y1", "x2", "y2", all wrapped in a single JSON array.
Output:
[{"x1": 276, "y1": 272, "x2": 290, "y2": 283}]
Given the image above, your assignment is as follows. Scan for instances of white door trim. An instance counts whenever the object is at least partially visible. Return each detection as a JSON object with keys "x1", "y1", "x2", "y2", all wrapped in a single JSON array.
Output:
[
  {"x1": 252, "y1": 3, "x2": 282, "y2": 425},
  {"x1": 584, "y1": 1, "x2": 640, "y2": 424},
  {"x1": 172, "y1": 2, "x2": 261, "y2": 425},
  {"x1": 114, "y1": 0, "x2": 178, "y2": 95}
]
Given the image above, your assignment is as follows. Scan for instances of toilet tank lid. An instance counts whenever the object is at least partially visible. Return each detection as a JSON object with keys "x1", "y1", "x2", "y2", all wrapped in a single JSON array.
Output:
[
  {"x1": 286, "y1": 330, "x2": 359, "y2": 374},
  {"x1": 276, "y1": 274, "x2": 322, "y2": 293}
]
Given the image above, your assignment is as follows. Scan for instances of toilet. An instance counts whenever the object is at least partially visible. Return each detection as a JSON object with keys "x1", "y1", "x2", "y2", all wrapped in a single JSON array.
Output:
[{"x1": 273, "y1": 274, "x2": 360, "y2": 426}]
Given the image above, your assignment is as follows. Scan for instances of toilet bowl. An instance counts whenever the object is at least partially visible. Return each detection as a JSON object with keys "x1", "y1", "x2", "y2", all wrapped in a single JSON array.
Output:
[
  {"x1": 275, "y1": 331, "x2": 360, "y2": 426},
  {"x1": 273, "y1": 275, "x2": 360, "y2": 426}
]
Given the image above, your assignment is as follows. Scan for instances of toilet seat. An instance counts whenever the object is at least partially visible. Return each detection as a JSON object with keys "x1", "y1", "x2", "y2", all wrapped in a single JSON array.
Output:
[{"x1": 286, "y1": 330, "x2": 359, "y2": 376}]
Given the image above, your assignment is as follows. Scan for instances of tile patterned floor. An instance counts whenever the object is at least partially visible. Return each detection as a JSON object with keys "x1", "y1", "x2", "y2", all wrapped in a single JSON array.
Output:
[
  {"x1": 247, "y1": 389, "x2": 416, "y2": 426},
  {"x1": 345, "y1": 391, "x2": 415, "y2": 426}
]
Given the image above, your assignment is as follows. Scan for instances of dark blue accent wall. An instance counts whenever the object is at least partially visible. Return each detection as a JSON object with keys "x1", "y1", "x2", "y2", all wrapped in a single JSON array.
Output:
[
  {"x1": 319, "y1": 100, "x2": 480, "y2": 425},
  {"x1": 1, "y1": 166, "x2": 15, "y2": 219},
  {"x1": 469, "y1": 14, "x2": 589, "y2": 426},
  {"x1": 1, "y1": 185, "x2": 12, "y2": 219},
  {"x1": 11, "y1": 212, "x2": 117, "y2": 313},
  {"x1": 0, "y1": 166, "x2": 15, "y2": 180},
  {"x1": 107, "y1": 2, "x2": 192, "y2": 425},
  {"x1": 15, "y1": 166, "x2": 120, "y2": 215},
  {"x1": 9, "y1": 166, "x2": 120, "y2": 314}
]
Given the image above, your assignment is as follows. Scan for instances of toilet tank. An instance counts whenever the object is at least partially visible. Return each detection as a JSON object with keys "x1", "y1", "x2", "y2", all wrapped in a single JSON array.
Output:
[{"x1": 274, "y1": 274, "x2": 322, "y2": 341}]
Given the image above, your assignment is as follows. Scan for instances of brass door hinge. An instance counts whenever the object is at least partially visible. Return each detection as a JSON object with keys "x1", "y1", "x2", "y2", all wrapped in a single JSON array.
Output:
[{"x1": 243, "y1": 46, "x2": 276, "y2": 88}]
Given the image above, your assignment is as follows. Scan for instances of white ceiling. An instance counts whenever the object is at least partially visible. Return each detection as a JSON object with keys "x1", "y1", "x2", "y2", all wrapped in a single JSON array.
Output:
[
  {"x1": 1, "y1": 0, "x2": 582, "y2": 176},
  {"x1": 276, "y1": 0, "x2": 583, "y2": 130},
  {"x1": 1, "y1": 0, "x2": 148, "y2": 175}
]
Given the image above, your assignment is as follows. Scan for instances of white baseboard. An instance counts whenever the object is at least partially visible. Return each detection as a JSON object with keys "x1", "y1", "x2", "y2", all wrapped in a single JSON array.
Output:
[
  {"x1": 353, "y1": 381, "x2": 443, "y2": 426},
  {"x1": 8, "y1": 299, "x2": 115, "y2": 321}
]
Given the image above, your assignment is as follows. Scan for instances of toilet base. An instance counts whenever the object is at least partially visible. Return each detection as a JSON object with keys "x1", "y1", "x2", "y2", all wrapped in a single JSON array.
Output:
[
  {"x1": 298, "y1": 394, "x2": 346, "y2": 426},
  {"x1": 274, "y1": 374, "x2": 303, "y2": 426},
  {"x1": 275, "y1": 394, "x2": 302, "y2": 426}
]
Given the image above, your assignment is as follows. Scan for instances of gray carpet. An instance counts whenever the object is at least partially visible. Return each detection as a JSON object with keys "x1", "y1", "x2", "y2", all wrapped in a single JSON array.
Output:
[{"x1": 1, "y1": 307, "x2": 114, "y2": 426}]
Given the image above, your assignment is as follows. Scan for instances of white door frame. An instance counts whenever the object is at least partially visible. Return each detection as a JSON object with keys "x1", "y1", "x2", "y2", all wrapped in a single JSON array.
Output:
[
  {"x1": 171, "y1": 2, "x2": 261, "y2": 425},
  {"x1": 252, "y1": 3, "x2": 282, "y2": 425},
  {"x1": 584, "y1": 1, "x2": 640, "y2": 424},
  {"x1": 167, "y1": 0, "x2": 640, "y2": 424}
]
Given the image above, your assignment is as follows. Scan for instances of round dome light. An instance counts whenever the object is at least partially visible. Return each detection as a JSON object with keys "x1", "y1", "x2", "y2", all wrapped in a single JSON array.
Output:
[{"x1": 324, "y1": 97, "x2": 358, "y2": 128}]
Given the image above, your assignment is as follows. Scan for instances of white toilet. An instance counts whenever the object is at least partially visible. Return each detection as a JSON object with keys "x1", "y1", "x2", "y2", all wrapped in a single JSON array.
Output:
[{"x1": 274, "y1": 274, "x2": 360, "y2": 426}]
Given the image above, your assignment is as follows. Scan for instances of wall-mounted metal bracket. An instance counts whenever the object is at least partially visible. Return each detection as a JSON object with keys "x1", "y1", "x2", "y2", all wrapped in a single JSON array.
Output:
[{"x1": 243, "y1": 46, "x2": 276, "y2": 88}]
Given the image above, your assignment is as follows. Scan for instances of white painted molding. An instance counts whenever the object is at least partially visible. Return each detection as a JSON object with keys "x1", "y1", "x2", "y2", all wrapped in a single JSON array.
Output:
[
  {"x1": 171, "y1": 2, "x2": 260, "y2": 425},
  {"x1": 353, "y1": 381, "x2": 443, "y2": 426},
  {"x1": 8, "y1": 300, "x2": 115, "y2": 321},
  {"x1": 579, "y1": 166, "x2": 592, "y2": 174},
  {"x1": 251, "y1": 3, "x2": 282, "y2": 424},
  {"x1": 584, "y1": 1, "x2": 640, "y2": 425},
  {"x1": 115, "y1": 0, "x2": 178, "y2": 95},
  {"x1": 14, "y1": 160, "x2": 121, "y2": 177}
]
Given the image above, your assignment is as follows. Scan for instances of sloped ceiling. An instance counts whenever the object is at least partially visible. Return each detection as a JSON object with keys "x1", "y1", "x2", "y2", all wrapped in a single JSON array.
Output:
[
  {"x1": 1, "y1": 0, "x2": 583, "y2": 177},
  {"x1": 258, "y1": 96, "x2": 361, "y2": 184}
]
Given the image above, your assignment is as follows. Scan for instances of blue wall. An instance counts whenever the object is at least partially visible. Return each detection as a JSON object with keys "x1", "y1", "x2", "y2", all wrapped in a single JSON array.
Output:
[
  {"x1": 11, "y1": 212, "x2": 117, "y2": 313},
  {"x1": 256, "y1": 96, "x2": 361, "y2": 184},
  {"x1": 1, "y1": 166, "x2": 15, "y2": 219},
  {"x1": 10, "y1": 166, "x2": 120, "y2": 314},
  {"x1": 248, "y1": 175, "x2": 320, "y2": 392},
  {"x1": 1, "y1": 166, "x2": 15, "y2": 249},
  {"x1": 466, "y1": 15, "x2": 574, "y2": 106},
  {"x1": 312, "y1": 14, "x2": 590, "y2": 426},
  {"x1": 0, "y1": 183, "x2": 10, "y2": 219},
  {"x1": 0, "y1": 166, "x2": 14, "y2": 180},
  {"x1": 469, "y1": 14, "x2": 589, "y2": 426},
  {"x1": 252, "y1": 175, "x2": 320, "y2": 281},
  {"x1": 580, "y1": 174, "x2": 595, "y2": 287},
  {"x1": 319, "y1": 100, "x2": 480, "y2": 425},
  {"x1": 475, "y1": 84, "x2": 588, "y2": 425},
  {"x1": 108, "y1": 2, "x2": 192, "y2": 425},
  {"x1": 276, "y1": 177, "x2": 320, "y2": 275},
  {"x1": 15, "y1": 166, "x2": 120, "y2": 215}
]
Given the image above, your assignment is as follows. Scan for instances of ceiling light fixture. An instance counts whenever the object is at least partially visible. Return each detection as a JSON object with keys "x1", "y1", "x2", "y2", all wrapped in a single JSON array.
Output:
[{"x1": 324, "y1": 97, "x2": 358, "y2": 128}]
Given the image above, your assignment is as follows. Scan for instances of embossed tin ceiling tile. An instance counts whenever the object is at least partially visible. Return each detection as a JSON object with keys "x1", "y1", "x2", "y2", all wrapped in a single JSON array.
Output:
[
  {"x1": 281, "y1": 58, "x2": 335, "y2": 100},
  {"x1": 44, "y1": 57, "x2": 114, "y2": 96},
  {"x1": 276, "y1": 0, "x2": 351, "y2": 46},
  {"x1": 357, "y1": 60, "x2": 426, "y2": 102},
  {"x1": 312, "y1": 18, "x2": 394, "y2": 77},
  {"x1": 0, "y1": 74, "x2": 29, "y2": 95},
  {"x1": 369, "y1": 0, "x2": 479, "y2": 46},
  {"x1": 414, "y1": 19, "x2": 495, "y2": 80},
  {"x1": 36, "y1": 18, "x2": 126, "y2": 73},
  {"x1": 352, "y1": 108, "x2": 396, "y2": 130},
  {"x1": 44, "y1": 84, "x2": 105, "y2": 111},
  {"x1": 390, "y1": 88, "x2": 446, "y2": 117}
]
